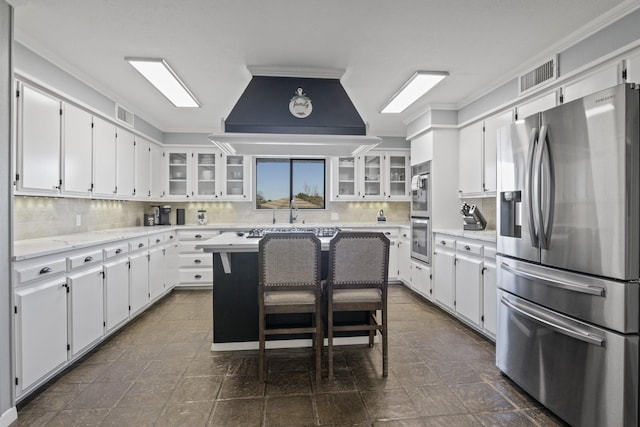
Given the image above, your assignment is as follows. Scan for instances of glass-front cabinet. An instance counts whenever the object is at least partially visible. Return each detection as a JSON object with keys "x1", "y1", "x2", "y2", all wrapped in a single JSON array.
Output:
[
  {"x1": 334, "y1": 156, "x2": 358, "y2": 200},
  {"x1": 386, "y1": 152, "x2": 410, "y2": 200},
  {"x1": 194, "y1": 152, "x2": 217, "y2": 197},
  {"x1": 168, "y1": 152, "x2": 189, "y2": 197},
  {"x1": 222, "y1": 155, "x2": 249, "y2": 199},
  {"x1": 165, "y1": 149, "x2": 249, "y2": 200},
  {"x1": 331, "y1": 151, "x2": 410, "y2": 201},
  {"x1": 362, "y1": 154, "x2": 383, "y2": 198}
]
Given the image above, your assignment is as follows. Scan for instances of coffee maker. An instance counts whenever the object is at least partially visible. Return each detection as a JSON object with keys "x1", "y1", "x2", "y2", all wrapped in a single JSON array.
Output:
[{"x1": 159, "y1": 205, "x2": 171, "y2": 225}]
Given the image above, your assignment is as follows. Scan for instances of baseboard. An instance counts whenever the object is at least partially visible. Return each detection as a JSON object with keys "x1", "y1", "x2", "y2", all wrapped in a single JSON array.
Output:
[
  {"x1": 0, "y1": 406, "x2": 17, "y2": 427},
  {"x1": 210, "y1": 335, "x2": 376, "y2": 352}
]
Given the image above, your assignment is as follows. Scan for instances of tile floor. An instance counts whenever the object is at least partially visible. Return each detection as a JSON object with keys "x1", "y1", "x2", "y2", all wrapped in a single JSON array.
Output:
[{"x1": 13, "y1": 286, "x2": 566, "y2": 426}]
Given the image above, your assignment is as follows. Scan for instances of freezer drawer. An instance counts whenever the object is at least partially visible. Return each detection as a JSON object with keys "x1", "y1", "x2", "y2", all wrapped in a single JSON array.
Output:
[
  {"x1": 497, "y1": 255, "x2": 639, "y2": 334},
  {"x1": 497, "y1": 290, "x2": 638, "y2": 427}
]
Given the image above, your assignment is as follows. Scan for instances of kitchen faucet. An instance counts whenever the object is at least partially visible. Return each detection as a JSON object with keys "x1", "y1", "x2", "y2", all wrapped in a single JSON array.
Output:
[{"x1": 289, "y1": 199, "x2": 298, "y2": 224}]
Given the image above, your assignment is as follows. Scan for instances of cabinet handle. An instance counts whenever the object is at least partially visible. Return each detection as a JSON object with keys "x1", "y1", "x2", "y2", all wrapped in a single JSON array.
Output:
[
  {"x1": 39, "y1": 267, "x2": 52, "y2": 274},
  {"x1": 385, "y1": 232, "x2": 391, "y2": 235},
  {"x1": 440, "y1": 240, "x2": 446, "y2": 245},
  {"x1": 156, "y1": 238, "x2": 161, "y2": 243},
  {"x1": 194, "y1": 259, "x2": 202, "y2": 264},
  {"x1": 195, "y1": 234, "x2": 202, "y2": 239},
  {"x1": 115, "y1": 248, "x2": 122, "y2": 254},
  {"x1": 195, "y1": 274, "x2": 202, "y2": 279},
  {"x1": 464, "y1": 245, "x2": 471, "y2": 251},
  {"x1": 138, "y1": 243, "x2": 144, "y2": 248},
  {"x1": 84, "y1": 256, "x2": 93, "y2": 263},
  {"x1": 169, "y1": 235, "x2": 174, "y2": 240}
]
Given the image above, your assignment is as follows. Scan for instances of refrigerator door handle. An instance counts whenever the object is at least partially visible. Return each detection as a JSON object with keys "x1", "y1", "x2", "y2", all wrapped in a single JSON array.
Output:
[
  {"x1": 526, "y1": 127, "x2": 539, "y2": 247},
  {"x1": 501, "y1": 262, "x2": 605, "y2": 296},
  {"x1": 501, "y1": 295, "x2": 605, "y2": 346},
  {"x1": 536, "y1": 125, "x2": 555, "y2": 249}
]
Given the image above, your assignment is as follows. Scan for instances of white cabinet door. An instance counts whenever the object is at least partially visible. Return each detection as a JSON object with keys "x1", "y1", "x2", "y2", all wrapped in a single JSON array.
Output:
[
  {"x1": 388, "y1": 239, "x2": 399, "y2": 281},
  {"x1": 516, "y1": 91, "x2": 557, "y2": 120},
  {"x1": 482, "y1": 260, "x2": 497, "y2": 337},
  {"x1": 167, "y1": 151, "x2": 190, "y2": 198},
  {"x1": 17, "y1": 85, "x2": 61, "y2": 195},
  {"x1": 397, "y1": 236, "x2": 411, "y2": 285},
  {"x1": 411, "y1": 260, "x2": 431, "y2": 299},
  {"x1": 150, "y1": 144, "x2": 165, "y2": 199},
  {"x1": 454, "y1": 255, "x2": 483, "y2": 327},
  {"x1": 483, "y1": 111, "x2": 512, "y2": 194},
  {"x1": 104, "y1": 257, "x2": 130, "y2": 332},
  {"x1": 626, "y1": 49, "x2": 640, "y2": 84},
  {"x1": 361, "y1": 154, "x2": 384, "y2": 199},
  {"x1": 562, "y1": 63, "x2": 621, "y2": 103},
  {"x1": 458, "y1": 121, "x2": 484, "y2": 197},
  {"x1": 135, "y1": 137, "x2": 151, "y2": 199},
  {"x1": 129, "y1": 251, "x2": 149, "y2": 315},
  {"x1": 61, "y1": 103, "x2": 93, "y2": 196},
  {"x1": 116, "y1": 129, "x2": 136, "y2": 198},
  {"x1": 333, "y1": 156, "x2": 359, "y2": 200},
  {"x1": 193, "y1": 150, "x2": 219, "y2": 199},
  {"x1": 221, "y1": 154, "x2": 250, "y2": 200},
  {"x1": 385, "y1": 152, "x2": 410, "y2": 200},
  {"x1": 15, "y1": 279, "x2": 68, "y2": 392},
  {"x1": 92, "y1": 116, "x2": 117, "y2": 197},
  {"x1": 164, "y1": 237, "x2": 180, "y2": 289},
  {"x1": 148, "y1": 246, "x2": 165, "y2": 301},
  {"x1": 67, "y1": 266, "x2": 104, "y2": 356},
  {"x1": 433, "y1": 250, "x2": 455, "y2": 311}
]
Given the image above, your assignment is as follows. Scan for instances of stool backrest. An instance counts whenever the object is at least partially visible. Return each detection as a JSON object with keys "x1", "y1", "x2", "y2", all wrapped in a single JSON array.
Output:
[
  {"x1": 328, "y1": 231, "x2": 390, "y2": 290},
  {"x1": 258, "y1": 232, "x2": 321, "y2": 291}
]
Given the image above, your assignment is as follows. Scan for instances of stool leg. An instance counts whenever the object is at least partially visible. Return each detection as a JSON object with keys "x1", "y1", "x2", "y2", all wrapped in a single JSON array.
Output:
[
  {"x1": 259, "y1": 312, "x2": 265, "y2": 382},
  {"x1": 328, "y1": 302, "x2": 334, "y2": 379},
  {"x1": 368, "y1": 310, "x2": 375, "y2": 347},
  {"x1": 315, "y1": 309, "x2": 322, "y2": 380}
]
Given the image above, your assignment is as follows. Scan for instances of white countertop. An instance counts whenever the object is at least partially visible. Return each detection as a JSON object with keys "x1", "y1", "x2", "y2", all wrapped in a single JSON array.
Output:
[
  {"x1": 433, "y1": 228, "x2": 497, "y2": 243},
  {"x1": 13, "y1": 222, "x2": 410, "y2": 261}
]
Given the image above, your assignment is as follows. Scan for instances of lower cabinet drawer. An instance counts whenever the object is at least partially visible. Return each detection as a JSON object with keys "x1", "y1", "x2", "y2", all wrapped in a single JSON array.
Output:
[
  {"x1": 179, "y1": 253, "x2": 213, "y2": 268},
  {"x1": 179, "y1": 269, "x2": 213, "y2": 283}
]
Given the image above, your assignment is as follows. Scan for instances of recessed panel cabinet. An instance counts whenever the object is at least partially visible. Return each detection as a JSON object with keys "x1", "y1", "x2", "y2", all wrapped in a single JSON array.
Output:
[
  {"x1": 116, "y1": 129, "x2": 136, "y2": 198},
  {"x1": 92, "y1": 116, "x2": 117, "y2": 197},
  {"x1": 67, "y1": 266, "x2": 105, "y2": 356},
  {"x1": 61, "y1": 103, "x2": 93, "y2": 196},
  {"x1": 135, "y1": 137, "x2": 151, "y2": 199},
  {"x1": 16, "y1": 85, "x2": 61, "y2": 195},
  {"x1": 15, "y1": 278, "x2": 68, "y2": 394}
]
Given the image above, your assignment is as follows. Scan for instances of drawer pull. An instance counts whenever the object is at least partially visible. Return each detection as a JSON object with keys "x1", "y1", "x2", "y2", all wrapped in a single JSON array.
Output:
[
  {"x1": 39, "y1": 267, "x2": 52, "y2": 274},
  {"x1": 115, "y1": 248, "x2": 122, "y2": 254},
  {"x1": 138, "y1": 243, "x2": 144, "y2": 248},
  {"x1": 156, "y1": 238, "x2": 161, "y2": 243},
  {"x1": 195, "y1": 274, "x2": 202, "y2": 279},
  {"x1": 194, "y1": 259, "x2": 202, "y2": 264},
  {"x1": 195, "y1": 234, "x2": 202, "y2": 239},
  {"x1": 169, "y1": 235, "x2": 174, "y2": 239},
  {"x1": 464, "y1": 245, "x2": 471, "y2": 251},
  {"x1": 385, "y1": 232, "x2": 391, "y2": 235},
  {"x1": 440, "y1": 240, "x2": 446, "y2": 245},
  {"x1": 84, "y1": 256, "x2": 94, "y2": 263}
]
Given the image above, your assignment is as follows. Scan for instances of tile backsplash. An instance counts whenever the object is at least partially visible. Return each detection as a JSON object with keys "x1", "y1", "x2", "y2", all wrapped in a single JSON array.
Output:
[
  {"x1": 14, "y1": 196, "x2": 147, "y2": 240},
  {"x1": 13, "y1": 196, "x2": 411, "y2": 240}
]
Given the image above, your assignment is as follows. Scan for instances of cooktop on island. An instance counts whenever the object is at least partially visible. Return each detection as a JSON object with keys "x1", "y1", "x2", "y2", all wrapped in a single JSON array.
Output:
[{"x1": 246, "y1": 227, "x2": 340, "y2": 238}]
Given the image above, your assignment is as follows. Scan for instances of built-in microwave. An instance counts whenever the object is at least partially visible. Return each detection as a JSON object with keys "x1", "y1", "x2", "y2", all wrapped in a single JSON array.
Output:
[{"x1": 411, "y1": 161, "x2": 430, "y2": 217}]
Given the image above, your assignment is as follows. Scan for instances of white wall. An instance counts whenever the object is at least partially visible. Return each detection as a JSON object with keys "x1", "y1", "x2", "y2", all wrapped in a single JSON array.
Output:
[{"x1": 0, "y1": 2, "x2": 16, "y2": 425}]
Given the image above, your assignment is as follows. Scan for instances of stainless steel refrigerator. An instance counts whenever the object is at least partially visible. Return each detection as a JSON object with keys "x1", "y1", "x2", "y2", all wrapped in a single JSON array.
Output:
[{"x1": 496, "y1": 83, "x2": 640, "y2": 427}]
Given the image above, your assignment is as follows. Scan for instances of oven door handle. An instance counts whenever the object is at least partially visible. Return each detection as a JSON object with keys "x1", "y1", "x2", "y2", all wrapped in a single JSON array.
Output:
[
  {"x1": 501, "y1": 295, "x2": 605, "y2": 347},
  {"x1": 501, "y1": 262, "x2": 605, "y2": 296}
]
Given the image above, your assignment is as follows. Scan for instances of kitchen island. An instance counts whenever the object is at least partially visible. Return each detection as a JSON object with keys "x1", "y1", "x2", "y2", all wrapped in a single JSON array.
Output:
[{"x1": 196, "y1": 230, "x2": 372, "y2": 351}]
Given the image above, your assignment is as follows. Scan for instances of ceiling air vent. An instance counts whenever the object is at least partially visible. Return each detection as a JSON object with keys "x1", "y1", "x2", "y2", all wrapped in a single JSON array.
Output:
[
  {"x1": 519, "y1": 57, "x2": 556, "y2": 94},
  {"x1": 115, "y1": 104, "x2": 134, "y2": 128}
]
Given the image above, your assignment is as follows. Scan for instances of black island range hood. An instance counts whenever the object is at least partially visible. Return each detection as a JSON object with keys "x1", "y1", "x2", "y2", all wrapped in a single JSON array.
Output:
[{"x1": 209, "y1": 75, "x2": 381, "y2": 156}]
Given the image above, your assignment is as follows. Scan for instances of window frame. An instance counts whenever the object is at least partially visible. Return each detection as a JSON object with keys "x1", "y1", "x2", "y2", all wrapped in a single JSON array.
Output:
[{"x1": 254, "y1": 157, "x2": 327, "y2": 210}]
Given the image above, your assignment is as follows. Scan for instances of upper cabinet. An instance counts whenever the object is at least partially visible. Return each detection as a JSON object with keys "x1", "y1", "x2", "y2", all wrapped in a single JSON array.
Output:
[
  {"x1": 165, "y1": 149, "x2": 250, "y2": 200},
  {"x1": 561, "y1": 62, "x2": 621, "y2": 104},
  {"x1": 91, "y1": 116, "x2": 117, "y2": 198},
  {"x1": 135, "y1": 137, "x2": 151, "y2": 199},
  {"x1": 61, "y1": 103, "x2": 93, "y2": 197},
  {"x1": 149, "y1": 143, "x2": 165, "y2": 199},
  {"x1": 331, "y1": 150, "x2": 410, "y2": 201},
  {"x1": 16, "y1": 84, "x2": 61, "y2": 195},
  {"x1": 458, "y1": 111, "x2": 513, "y2": 197},
  {"x1": 116, "y1": 129, "x2": 135, "y2": 198}
]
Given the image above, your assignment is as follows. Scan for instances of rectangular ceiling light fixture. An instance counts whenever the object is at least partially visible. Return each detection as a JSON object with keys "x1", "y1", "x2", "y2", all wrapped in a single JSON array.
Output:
[
  {"x1": 380, "y1": 71, "x2": 448, "y2": 114},
  {"x1": 125, "y1": 57, "x2": 200, "y2": 108}
]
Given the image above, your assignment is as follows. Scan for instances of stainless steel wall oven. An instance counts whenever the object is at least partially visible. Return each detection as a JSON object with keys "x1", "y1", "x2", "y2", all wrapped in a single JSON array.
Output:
[{"x1": 410, "y1": 217, "x2": 431, "y2": 264}]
